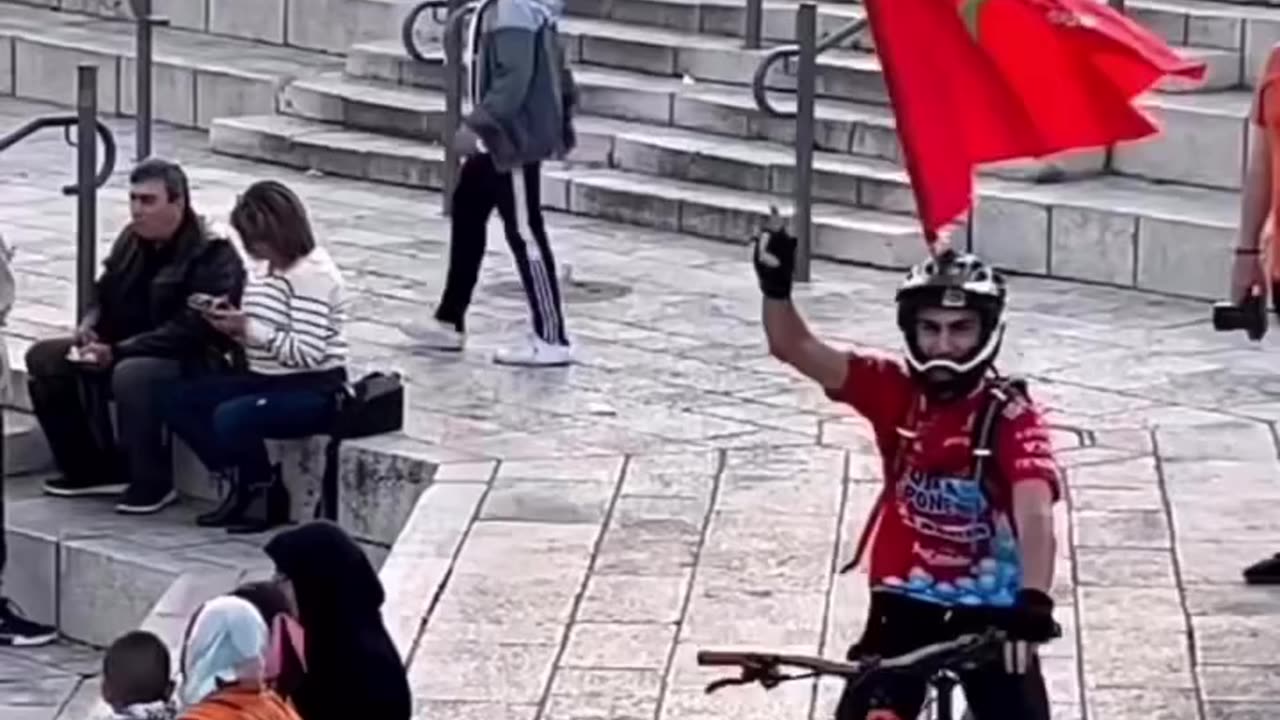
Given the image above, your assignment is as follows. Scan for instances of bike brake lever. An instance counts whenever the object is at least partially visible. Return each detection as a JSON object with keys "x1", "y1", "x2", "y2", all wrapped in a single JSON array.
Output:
[
  {"x1": 705, "y1": 676, "x2": 751, "y2": 694},
  {"x1": 704, "y1": 665, "x2": 786, "y2": 694}
]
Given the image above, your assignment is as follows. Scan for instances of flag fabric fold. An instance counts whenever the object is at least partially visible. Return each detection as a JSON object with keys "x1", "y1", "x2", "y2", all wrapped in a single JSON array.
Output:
[{"x1": 862, "y1": 0, "x2": 1207, "y2": 244}]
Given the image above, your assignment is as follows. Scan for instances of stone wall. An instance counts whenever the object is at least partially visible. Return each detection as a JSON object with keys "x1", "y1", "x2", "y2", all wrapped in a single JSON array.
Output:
[{"x1": 5, "y1": 0, "x2": 411, "y2": 53}]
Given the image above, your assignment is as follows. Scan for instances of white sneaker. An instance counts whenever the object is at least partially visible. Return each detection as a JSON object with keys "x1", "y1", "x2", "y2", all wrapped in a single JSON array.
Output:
[
  {"x1": 494, "y1": 336, "x2": 573, "y2": 367},
  {"x1": 402, "y1": 319, "x2": 465, "y2": 351}
]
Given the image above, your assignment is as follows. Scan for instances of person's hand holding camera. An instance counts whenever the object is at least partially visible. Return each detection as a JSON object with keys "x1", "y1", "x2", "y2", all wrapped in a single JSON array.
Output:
[
  {"x1": 1230, "y1": 244, "x2": 1265, "y2": 304},
  {"x1": 1214, "y1": 243, "x2": 1271, "y2": 341}
]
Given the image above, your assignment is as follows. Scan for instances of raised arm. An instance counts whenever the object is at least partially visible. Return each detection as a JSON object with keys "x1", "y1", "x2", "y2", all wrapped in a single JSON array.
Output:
[{"x1": 754, "y1": 226, "x2": 848, "y2": 391}]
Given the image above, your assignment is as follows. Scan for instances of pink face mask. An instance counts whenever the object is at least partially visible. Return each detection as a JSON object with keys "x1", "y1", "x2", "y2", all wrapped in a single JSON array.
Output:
[{"x1": 264, "y1": 614, "x2": 307, "y2": 680}]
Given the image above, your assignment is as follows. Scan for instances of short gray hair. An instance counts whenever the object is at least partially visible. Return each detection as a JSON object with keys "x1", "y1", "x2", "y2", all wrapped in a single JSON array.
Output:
[{"x1": 129, "y1": 157, "x2": 190, "y2": 206}]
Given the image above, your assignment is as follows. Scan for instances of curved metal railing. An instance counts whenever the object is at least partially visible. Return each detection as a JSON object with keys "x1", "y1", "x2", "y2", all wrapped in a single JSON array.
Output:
[
  {"x1": 0, "y1": 114, "x2": 117, "y2": 195},
  {"x1": 402, "y1": 0, "x2": 482, "y2": 215},
  {"x1": 751, "y1": 16, "x2": 867, "y2": 119},
  {"x1": 402, "y1": 0, "x2": 461, "y2": 63}
]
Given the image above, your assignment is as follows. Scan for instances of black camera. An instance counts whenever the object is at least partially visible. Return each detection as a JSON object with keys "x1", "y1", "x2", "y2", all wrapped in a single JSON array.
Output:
[{"x1": 1212, "y1": 290, "x2": 1268, "y2": 341}]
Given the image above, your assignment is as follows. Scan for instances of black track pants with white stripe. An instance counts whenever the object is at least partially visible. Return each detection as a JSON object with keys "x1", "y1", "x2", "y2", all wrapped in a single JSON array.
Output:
[{"x1": 436, "y1": 153, "x2": 568, "y2": 346}]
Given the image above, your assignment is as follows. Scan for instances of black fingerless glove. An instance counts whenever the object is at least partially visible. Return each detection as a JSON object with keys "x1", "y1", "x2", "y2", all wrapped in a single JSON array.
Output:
[{"x1": 752, "y1": 226, "x2": 796, "y2": 300}]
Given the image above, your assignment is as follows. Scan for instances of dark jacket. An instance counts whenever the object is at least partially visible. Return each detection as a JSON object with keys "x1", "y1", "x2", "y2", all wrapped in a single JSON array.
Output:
[
  {"x1": 264, "y1": 522, "x2": 411, "y2": 720},
  {"x1": 90, "y1": 212, "x2": 245, "y2": 368},
  {"x1": 464, "y1": 0, "x2": 577, "y2": 171}
]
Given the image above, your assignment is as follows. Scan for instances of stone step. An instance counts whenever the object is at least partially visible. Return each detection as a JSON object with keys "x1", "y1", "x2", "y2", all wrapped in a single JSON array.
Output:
[
  {"x1": 243, "y1": 83, "x2": 912, "y2": 210},
  {"x1": 218, "y1": 107, "x2": 1241, "y2": 297},
  {"x1": 556, "y1": 122, "x2": 1241, "y2": 297},
  {"x1": 1113, "y1": 90, "x2": 1253, "y2": 190},
  {"x1": 557, "y1": 16, "x2": 886, "y2": 102},
  {"x1": 1157, "y1": 44, "x2": 1244, "y2": 92},
  {"x1": 388, "y1": 10, "x2": 1232, "y2": 98},
  {"x1": 1125, "y1": 0, "x2": 1280, "y2": 85},
  {"x1": 3, "y1": 473, "x2": 271, "y2": 646},
  {"x1": 343, "y1": 45, "x2": 904, "y2": 157},
  {"x1": 210, "y1": 113, "x2": 935, "y2": 266},
  {"x1": 1, "y1": 0, "x2": 411, "y2": 54},
  {"x1": 546, "y1": 165, "x2": 937, "y2": 266},
  {"x1": 213, "y1": 113, "x2": 449, "y2": 186},
  {"x1": 560, "y1": 0, "x2": 865, "y2": 42},
  {"x1": 0, "y1": 1, "x2": 342, "y2": 128},
  {"x1": 2, "y1": 327, "x2": 431, "y2": 549},
  {"x1": 380, "y1": 16, "x2": 886, "y2": 100},
  {"x1": 5, "y1": 409, "x2": 53, "y2": 477},
  {"x1": 299, "y1": 56, "x2": 1257, "y2": 191},
  {"x1": 3, "y1": 471, "x2": 392, "y2": 649},
  {"x1": 970, "y1": 172, "x2": 1237, "y2": 299},
  {"x1": 282, "y1": 72, "x2": 450, "y2": 140}
]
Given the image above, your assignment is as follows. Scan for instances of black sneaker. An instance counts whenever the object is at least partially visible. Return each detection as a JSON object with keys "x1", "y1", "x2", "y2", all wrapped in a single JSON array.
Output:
[
  {"x1": 42, "y1": 477, "x2": 128, "y2": 497},
  {"x1": 0, "y1": 598, "x2": 56, "y2": 646},
  {"x1": 115, "y1": 486, "x2": 179, "y2": 515},
  {"x1": 1244, "y1": 553, "x2": 1280, "y2": 585}
]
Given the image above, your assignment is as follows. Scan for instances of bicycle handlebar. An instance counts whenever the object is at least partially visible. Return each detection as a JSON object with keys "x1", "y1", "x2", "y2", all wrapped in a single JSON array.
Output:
[{"x1": 697, "y1": 628, "x2": 1007, "y2": 693}]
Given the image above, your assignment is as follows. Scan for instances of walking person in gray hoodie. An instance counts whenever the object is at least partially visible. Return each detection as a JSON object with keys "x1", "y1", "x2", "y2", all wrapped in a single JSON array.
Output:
[{"x1": 405, "y1": 0, "x2": 578, "y2": 366}]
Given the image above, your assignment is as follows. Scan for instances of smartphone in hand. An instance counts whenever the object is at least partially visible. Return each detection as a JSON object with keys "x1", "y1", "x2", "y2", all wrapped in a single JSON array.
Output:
[{"x1": 65, "y1": 345, "x2": 98, "y2": 364}]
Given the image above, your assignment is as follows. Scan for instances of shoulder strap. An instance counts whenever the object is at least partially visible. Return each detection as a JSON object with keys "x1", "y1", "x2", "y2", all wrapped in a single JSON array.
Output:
[
  {"x1": 838, "y1": 393, "x2": 925, "y2": 575},
  {"x1": 969, "y1": 376, "x2": 1028, "y2": 510}
]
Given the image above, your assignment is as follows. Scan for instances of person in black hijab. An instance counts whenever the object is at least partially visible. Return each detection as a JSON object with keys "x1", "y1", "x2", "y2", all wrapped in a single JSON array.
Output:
[{"x1": 263, "y1": 521, "x2": 410, "y2": 720}]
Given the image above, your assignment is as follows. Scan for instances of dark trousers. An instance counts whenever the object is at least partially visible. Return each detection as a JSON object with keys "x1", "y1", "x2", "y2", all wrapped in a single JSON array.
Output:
[
  {"x1": 835, "y1": 592, "x2": 1051, "y2": 720},
  {"x1": 436, "y1": 153, "x2": 568, "y2": 345},
  {"x1": 25, "y1": 337, "x2": 181, "y2": 493},
  {"x1": 159, "y1": 369, "x2": 345, "y2": 488}
]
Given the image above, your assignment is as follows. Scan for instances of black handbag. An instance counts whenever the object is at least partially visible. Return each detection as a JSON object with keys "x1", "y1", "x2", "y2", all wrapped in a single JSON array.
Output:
[
  {"x1": 332, "y1": 371, "x2": 405, "y2": 439},
  {"x1": 317, "y1": 371, "x2": 405, "y2": 521}
]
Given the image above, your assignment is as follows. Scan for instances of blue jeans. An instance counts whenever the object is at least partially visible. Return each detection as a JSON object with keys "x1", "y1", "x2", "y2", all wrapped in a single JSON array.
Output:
[{"x1": 160, "y1": 368, "x2": 346, "y2": 487}]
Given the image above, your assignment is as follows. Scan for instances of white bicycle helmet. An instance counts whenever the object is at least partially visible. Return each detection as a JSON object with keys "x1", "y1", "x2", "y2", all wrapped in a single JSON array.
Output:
[{"x1": 895, "y1": 249, "x2": 1007, "y2": 398}]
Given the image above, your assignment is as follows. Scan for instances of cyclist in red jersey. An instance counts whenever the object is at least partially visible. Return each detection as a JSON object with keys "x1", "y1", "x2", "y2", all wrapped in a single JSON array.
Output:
[{"x1": 753, "y1": 226, "x2": 1060, "y2": 720}]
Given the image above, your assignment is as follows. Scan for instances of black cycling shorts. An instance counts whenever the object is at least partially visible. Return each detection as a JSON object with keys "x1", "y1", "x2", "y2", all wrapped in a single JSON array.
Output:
[{"x1": 833, "y1": 591, "x2": 1051, "y2": 720}]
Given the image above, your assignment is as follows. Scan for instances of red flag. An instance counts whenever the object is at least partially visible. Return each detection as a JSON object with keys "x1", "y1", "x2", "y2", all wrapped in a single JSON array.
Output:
[{"x1": 863, "y1": 0, "x2": 1207, "y2": 244}]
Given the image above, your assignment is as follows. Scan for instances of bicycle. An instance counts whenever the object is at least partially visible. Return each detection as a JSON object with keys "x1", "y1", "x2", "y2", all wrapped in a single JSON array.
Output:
[{"x1": 697, "y1": 628, "x2": 1009, "y2": 720}]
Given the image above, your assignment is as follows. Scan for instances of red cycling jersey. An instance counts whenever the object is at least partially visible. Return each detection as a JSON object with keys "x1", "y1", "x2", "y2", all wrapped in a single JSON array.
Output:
[{"x1": 827, "y1": 352, "x2": 1061, "y2": 608}]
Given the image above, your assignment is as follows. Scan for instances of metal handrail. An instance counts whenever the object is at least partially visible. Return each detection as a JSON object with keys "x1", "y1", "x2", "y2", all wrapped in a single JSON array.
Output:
[
  {"x1": 0, "y1": 66, "x2": 111, "y2": 323},
  {"x1": 0, "y1": 115, "x2": 117, "y2": 194},
  {"x1": 128, "y1": 0, "x2": 170, "y2": 161},
  {"x1": 403, "y1": 0, "x2": 481, "y2": 215},
  {"x1": 751, "y1": 15, "x2": 866, "y2": 119}
]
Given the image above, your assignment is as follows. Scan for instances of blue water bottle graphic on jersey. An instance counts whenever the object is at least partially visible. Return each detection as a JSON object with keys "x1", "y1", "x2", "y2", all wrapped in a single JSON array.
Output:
[{"x1": 880, "y1": 472, "x2": 1021, "y2": 608}]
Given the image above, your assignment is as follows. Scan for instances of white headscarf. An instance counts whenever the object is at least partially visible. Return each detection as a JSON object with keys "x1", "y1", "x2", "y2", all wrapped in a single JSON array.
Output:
[{"x1": 179, "y1": 596, "x2": 268, "y2": 707}]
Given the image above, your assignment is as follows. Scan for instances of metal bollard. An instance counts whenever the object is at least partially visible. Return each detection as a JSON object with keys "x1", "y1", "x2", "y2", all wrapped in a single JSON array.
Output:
[
  {"x1": 75, "y1": 64, "x2": 99, "y2": 324},
  {"x1": 792, "y1": 3, "x2": 816, "y2": 283},
  {"x1": 133, "y1": 0, "x2": 170, "y2": 161},
  {"x1": 744, "y1": 0, "x2": 763, "y2": 50},
  {"x1": 441, "y1": 0, "x2": 469, "y2": 217}
]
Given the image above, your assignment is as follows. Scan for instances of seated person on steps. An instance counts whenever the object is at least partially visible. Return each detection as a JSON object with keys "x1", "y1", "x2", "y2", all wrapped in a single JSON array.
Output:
[
  {"x1": 159, "y1": 180, "x2": 349, "y2": 534},
  {"x1": 753, "y1": 223, "x2": 1061, "y2": 720},
  {"x1": 26, "y1": 158, "x2": 246, "y2": 515},
  {"x1": 0, "y1": 232, "x2": 58, "y2": 646}
]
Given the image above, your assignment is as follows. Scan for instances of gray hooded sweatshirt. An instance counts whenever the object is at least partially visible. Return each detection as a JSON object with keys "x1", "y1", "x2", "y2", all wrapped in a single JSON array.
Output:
[{"x1": 463, "y1": 0, "x2": 578, "y2": 172}]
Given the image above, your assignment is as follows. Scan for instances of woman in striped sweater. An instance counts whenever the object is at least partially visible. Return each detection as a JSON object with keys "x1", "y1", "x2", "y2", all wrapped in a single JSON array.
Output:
[{"x1": 160, "y1": 181, "x2": 349, "y2": 533}]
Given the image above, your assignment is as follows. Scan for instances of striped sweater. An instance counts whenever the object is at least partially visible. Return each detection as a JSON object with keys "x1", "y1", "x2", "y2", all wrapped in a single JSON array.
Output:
[{"x1": 242, "y1": 246, "x2": 348, "y2": 375}]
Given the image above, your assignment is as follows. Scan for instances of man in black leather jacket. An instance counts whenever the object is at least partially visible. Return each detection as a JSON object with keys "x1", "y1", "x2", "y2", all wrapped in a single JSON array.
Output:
[{"x1": 26, "y1": 159, "x2": 245, "y2": 514}]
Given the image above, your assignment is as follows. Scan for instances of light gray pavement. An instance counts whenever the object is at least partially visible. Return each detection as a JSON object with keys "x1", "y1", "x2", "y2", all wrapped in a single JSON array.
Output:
[{"x1": 3, "y1": 95, "x2": 1280, "y2": 720}]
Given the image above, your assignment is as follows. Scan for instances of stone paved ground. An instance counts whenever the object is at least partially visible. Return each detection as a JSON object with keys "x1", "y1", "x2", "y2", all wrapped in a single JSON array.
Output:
[{"x1": 4, "y1": 95, "x2": 1280, "y2": 720}]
